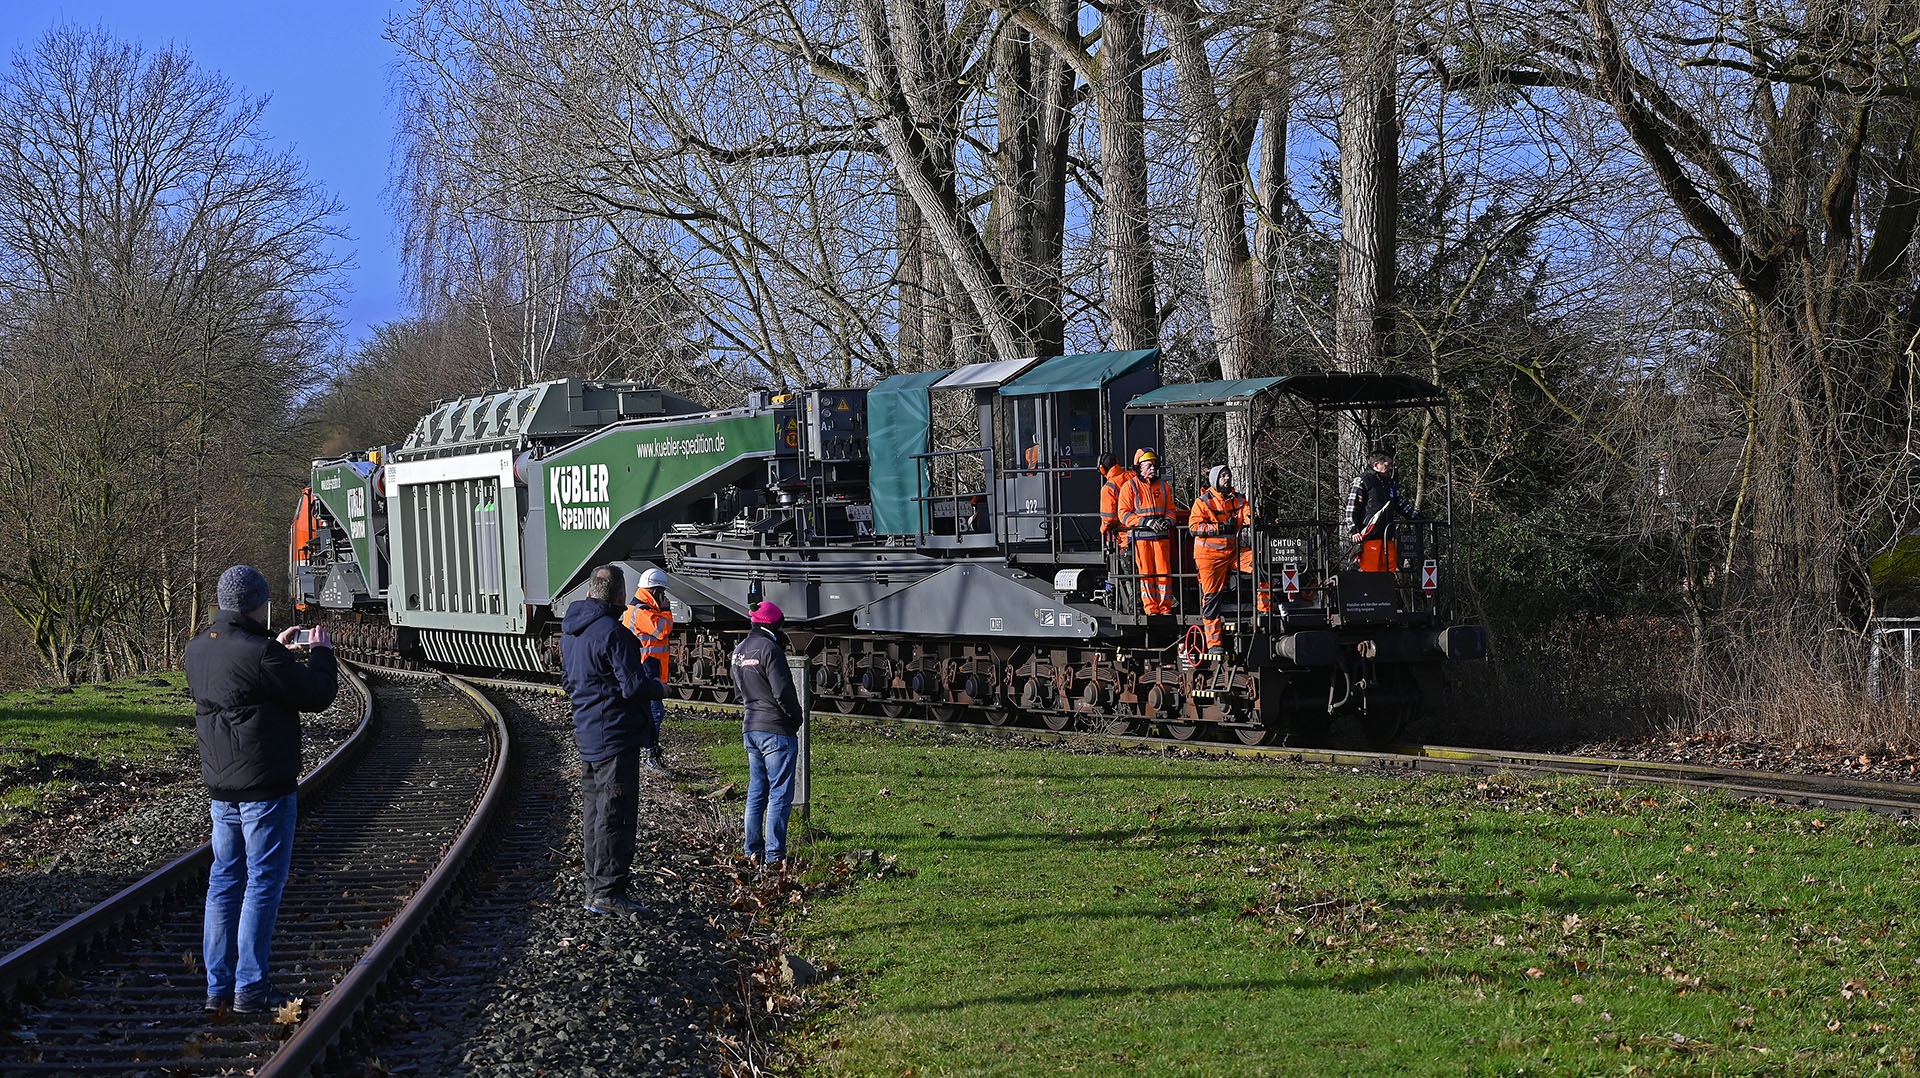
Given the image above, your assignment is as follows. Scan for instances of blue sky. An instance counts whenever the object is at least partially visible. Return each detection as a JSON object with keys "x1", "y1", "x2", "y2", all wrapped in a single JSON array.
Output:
[{"x1": 3, "y1": 2, "x2": 408, "y2": 351}]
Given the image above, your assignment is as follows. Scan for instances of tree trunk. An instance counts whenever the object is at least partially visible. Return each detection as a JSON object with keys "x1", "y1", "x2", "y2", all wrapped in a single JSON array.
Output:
[
  {"x1": 1095, "y1": 0, "x2": 1158, "y2": 352},
  {"x1": 1162, "y1": 0, "x2": 1260, "y2": 479},
  {"x1": 1252, "y1": 26, "x2": 1295, "y2": 342},
  {"x1": 853, "y1": 0, "x2": 1027, "y2": 364},
  {"x1": 895, "y1": 194, "x2": 925, "y2": 366},
  {"x1": 1335, "y1": 0, "x2": 1399, "y2": 471}
]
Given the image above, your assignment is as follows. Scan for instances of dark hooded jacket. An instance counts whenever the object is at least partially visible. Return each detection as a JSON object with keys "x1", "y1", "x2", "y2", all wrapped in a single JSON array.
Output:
[
  {"x1": 560, "y1": 598, "x2": 666, "y2": 762},
  {"x1": 186, "y1": 610, "x2": 340, "y2": 802},
  {"x1": 730, "y1": 625, "x2": 805, "y2": 735}
]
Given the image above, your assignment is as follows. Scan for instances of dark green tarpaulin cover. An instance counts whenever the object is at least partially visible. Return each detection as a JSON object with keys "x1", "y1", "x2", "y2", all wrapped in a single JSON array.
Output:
[
  {"x1": 867, "y1": 369, "x2": 950, "y2": 534},
  {"x1": 1001, "y1": 349, "x2": 1158, "y2": 396},
  {"x1": 1124, "y1": 378, "x2": 1283, "y2": 412}
]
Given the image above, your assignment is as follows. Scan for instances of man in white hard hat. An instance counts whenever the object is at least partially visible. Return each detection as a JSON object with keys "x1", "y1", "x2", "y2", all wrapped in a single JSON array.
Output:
[{"x1": 623, "y1": 567, "x2": 675, "y2": 772}]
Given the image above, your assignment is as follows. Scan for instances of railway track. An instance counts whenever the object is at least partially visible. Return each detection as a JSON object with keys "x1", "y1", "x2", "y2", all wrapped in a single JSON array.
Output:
[
  {"x1": 0, "y1": 664, "x2": 512, "y2": 1076},
  {"x1": 443, "y1": 663, "x2": 1920, "y2": 819}
]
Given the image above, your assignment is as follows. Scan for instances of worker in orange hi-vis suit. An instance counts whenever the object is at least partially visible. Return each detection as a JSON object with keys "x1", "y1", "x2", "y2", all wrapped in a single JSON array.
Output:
[
  {"x1": 1116, "y1": 448, "x2": 1185, "y2": 615},
  {"x1": 622, "y1": 567, "x2": 675, "y2": 771},
  {"x1": 1188, "y1": 465, "x2": 1272, "y2": 650},
  {"x1": 1097, "y1": 451, "x2": 1131, "y2": 549},
  {"x1": 1024, "y1": 435, "x2": 1042, "y2": 475}
]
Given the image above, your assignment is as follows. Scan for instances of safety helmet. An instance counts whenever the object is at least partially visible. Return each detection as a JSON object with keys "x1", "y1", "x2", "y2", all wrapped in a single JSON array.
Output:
[
  {"x1": 638, "y1": 567, "x2": 670, "y2": 591},
  {"x1": 1133, "y1": 448, "x2": 1159, "y2": 466}
]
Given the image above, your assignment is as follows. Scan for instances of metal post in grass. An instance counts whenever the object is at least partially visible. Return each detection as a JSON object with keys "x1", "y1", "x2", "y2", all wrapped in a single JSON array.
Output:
[
  {"x1": 788, "y1": 654, "x2": 811, "y2": 832},
  {"x1": 1896, "y1": 622, "x2": 1912, "y2": 714}
]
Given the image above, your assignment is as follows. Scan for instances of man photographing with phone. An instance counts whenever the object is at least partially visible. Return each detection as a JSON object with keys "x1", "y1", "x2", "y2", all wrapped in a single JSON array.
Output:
[{"x1": 185, "y1": 565, "x2": 338, "y2": 1014}]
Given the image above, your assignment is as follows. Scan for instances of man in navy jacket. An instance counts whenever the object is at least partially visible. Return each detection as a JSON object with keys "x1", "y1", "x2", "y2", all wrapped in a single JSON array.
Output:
[{"x1": 560, "y1": 564, "x2": 666, "y2": 918}]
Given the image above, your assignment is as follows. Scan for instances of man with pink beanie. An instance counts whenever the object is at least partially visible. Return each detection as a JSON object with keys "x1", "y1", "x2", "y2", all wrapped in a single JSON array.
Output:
[{"x1": 730, "y1": 601, "x2": 805, "y2": 867}]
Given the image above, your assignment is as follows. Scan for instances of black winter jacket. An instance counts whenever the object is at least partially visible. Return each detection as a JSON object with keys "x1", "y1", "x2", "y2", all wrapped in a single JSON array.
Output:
[
  {"x1": 186, "y1": 611, "x2": 340, "y2": 802},
  {"x1": 730, "y1": 626, "x2": 805, "y2": 735},
  {"x1": 559, "y1": 599, "x2": 666, "y2": 763},
  {"x1": 1349, "y1": 468, "x2": 1420, "y2": 538}
]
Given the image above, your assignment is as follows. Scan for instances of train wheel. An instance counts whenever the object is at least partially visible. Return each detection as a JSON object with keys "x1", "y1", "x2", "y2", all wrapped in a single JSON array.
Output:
[
  {"x1": 880, "y1": 697, "x2": 913, "y2": 718},
  {"x1": 1022, "y1": 680, "x2": 1068, "y2": 730},
  {"x1": 1274, "y1": 675, "x2": 1332, "y2": 747},
  {"x1": 674, "y1": 681, "x2": 700, "y2": 701},
  {"x1": 1094, "y1": 704, "x2": 1143, "y2": 737},
  {"x1": 929, "y1": 704, "x2": 962, "y2": 722},
  {"x1": 983, "y1": 705, "x2": 1014, "y2": 727},
  {"x1": 1162, "y1": 720, "x2": 1202, "y2": 741},
  {"x1": 1359, "y1": 669, "x2": 1420, "y2": 748},
  {"x1": 1360, "y1": 707, "x2": 1411, "y2": 749},
  {"x1": 1233, "y1": 724, "x2": 1279, "y2": 747}
]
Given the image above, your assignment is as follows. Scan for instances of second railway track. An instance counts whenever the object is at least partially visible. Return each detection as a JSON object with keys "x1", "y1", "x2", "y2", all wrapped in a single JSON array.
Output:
[
  {"x1": 0, "y1": 664, "x2": 511, "y2": 1076},
  {"x1": 448, "y1": 662, "x2": 1920, "y2": 818}
]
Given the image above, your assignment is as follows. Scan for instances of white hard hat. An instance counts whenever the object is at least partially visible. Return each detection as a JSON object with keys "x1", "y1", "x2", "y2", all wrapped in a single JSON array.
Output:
[{"x1": 638, "y1": 567, "x2": 670, "y2": 591}]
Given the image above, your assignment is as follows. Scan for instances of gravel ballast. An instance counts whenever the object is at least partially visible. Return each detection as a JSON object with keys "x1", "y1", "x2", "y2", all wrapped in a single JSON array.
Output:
[
  {"x1": 341, "y1": 689, "x2": 792, "y2": 1076},
  {"x1": 0, "y1": 686, "x2": 364, "y2": 956}
]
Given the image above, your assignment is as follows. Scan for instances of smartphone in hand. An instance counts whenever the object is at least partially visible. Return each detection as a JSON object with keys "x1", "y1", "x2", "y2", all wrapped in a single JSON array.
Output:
[{"x1": 292, "y1": 627, "x2": 315, "y2": 647}]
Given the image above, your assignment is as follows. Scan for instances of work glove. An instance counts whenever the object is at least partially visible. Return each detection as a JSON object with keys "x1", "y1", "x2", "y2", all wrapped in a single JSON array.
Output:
[
  {"x1": 643, "y1": 657, "x2": 662, "y2": 679},
  {"x1": 1219, "y1": 520, "x2": 1239, "y2": 537},
  {"x1": 1148, "y1": 517, "x2": 1173, "y2": 537}
]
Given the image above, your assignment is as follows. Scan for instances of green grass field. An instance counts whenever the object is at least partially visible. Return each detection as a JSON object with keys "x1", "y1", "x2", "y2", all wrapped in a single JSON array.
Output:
[
  {"x1": 0, "y1": 675, "x2": 197, "y2": 830},
  {"x1": 690, "y1": 721, "x2": 1920, "y2": 1076}
]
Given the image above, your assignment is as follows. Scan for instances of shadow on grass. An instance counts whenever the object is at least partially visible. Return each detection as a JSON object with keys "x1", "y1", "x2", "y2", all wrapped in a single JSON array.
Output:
[
  {"x1": 1383, "y1": 889, "x2": 1637, "y2": 916},
  {"x1": 810, "y1": 887, "x2": 1642, "y2": 944},
  {"x1": 0, "y1": 706, "x2": 195, "y2": 737},
  {"x1": 822, "y1": 814, "x2": 1424, "y2": 855},
  {"x1": 891, "y1": 960, "x2": 1615, "y2": 1014}
]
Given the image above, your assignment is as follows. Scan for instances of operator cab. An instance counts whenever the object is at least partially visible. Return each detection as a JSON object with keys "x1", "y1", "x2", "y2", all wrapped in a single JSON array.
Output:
[{"x1": 864, "y1": 349, "x2": 1160, "y2": 557}]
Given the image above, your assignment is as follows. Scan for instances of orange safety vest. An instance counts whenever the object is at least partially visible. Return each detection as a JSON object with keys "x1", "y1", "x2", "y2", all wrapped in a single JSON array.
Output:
[
  {"x1": 1188, "y1": 488, "x2": 1251, "y2": 554},
  {"x1": 1117, "y1": 475, "x2": 1185, "y2": 540},
  {"x1": 622, "y1": 590, "x2": 673, "y2": 682},
  {"x1": 1099, "y1": 464, "x2": 1131, "y2": 539},
  {"x1": 1024, "y1": 444, "x2": 1042, "y2": 475}
]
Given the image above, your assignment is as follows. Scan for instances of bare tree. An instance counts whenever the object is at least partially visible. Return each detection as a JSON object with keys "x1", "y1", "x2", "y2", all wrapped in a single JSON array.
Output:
[
  {"x1": 1429, "y1": 0, "x2": 1920, "y2": 620},
  {"x1": 0, "y1": 26, "x2": 341, "y2": 680}
]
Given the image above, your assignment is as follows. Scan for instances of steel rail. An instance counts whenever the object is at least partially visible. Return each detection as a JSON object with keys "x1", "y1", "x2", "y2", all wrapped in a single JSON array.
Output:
[
  {"x1": 1411, "y1": 743, "x2": 1920, "y2": 800},
  {"x1": 260, "y1": 668, "x2": 513, "y2": 1076},
  {"x1": 0, "y1": 662, "x2": 377, "y2": 1004},
  {"x1": 664, "y1": 691, "x2": 1920, "y2": 817},
  {"x1": 417, "y1": 664, "x2": 1920, "y2": 818},
  {"x1": 0, "y1": 664, "x2": 511, "y2": 1077}
]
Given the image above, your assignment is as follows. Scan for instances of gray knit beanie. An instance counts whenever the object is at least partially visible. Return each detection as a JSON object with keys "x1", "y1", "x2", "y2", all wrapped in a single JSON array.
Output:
[
  {"x1": 1209, "y1": 465, "x2": 1230, "y2": 490},
  {"x1": 217, "y1": 565, "x2": 271, "y2": 613}
]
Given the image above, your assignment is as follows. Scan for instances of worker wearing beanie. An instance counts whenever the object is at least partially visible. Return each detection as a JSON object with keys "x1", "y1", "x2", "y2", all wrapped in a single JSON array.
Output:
[
  {"x1": 186, "y1": 564, "x2": 338, "y2": 1015},
  {"x1": 561, "y1": 564, "x2": 668, "y2": 920},
  {"x1": 730, "y1": 602, "x2": 805, "y2": 867}
]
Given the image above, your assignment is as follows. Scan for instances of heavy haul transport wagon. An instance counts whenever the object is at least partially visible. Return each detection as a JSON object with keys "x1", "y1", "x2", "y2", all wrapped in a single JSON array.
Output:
[{"x1": 292, "y1": 351, "x2": 1486, "y2": 745}]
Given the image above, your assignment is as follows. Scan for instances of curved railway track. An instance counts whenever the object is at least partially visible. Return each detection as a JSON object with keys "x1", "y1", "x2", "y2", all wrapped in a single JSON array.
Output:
[{"x1": 0, "y1": 665, "x2": 512, "y2": 1076}]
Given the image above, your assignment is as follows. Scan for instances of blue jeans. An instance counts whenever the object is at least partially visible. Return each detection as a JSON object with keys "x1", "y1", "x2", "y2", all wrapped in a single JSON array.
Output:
[
  {"x1": 204, "y1": 794, "x2": 296, "y2": 1000},
  {"x1": 650, "y1": 698, "x2": 665, "y2": 752},
  {"x1": 743, "y1": 731, "x2": 798, "y2": 863}
]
